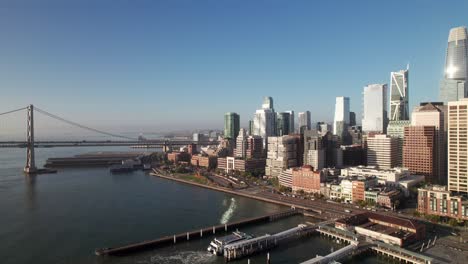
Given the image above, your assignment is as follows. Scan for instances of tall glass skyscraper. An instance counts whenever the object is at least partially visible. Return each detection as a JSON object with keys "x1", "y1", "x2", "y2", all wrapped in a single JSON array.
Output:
[
  {"x1": 390, "y1": 68, "x2": 409, "y2": 121},
  {"x1": 298, "y1": 111, "x2": 311, "y2": 133},
  {"x1": 362, "y1": 84, "x2": 388, "y2": 133},
  {"x1": 333, "y1": 96, "x2": 350, "y2": 137},
  {"x1": 276, "y1": 112, "x2": 291, "y2": 136},
  {"x1": 224, "y1": 112, "x2": 240, "y2": 140},
  {"x1": 440, "y1": 26, "x2": 468, "y2": 104}
]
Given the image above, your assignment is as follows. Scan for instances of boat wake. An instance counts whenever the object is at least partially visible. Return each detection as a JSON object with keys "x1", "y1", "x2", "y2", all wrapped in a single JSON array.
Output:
[
  {"x1": 146, "y1": 251, "x2": 215, "y2": 264},
  {"x1": 220, "y1": 198, "x2": 237, "y2": 224}
]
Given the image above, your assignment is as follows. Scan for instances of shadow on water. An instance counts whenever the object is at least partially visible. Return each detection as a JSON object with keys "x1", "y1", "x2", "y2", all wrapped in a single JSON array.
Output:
[{"x1": 24, "y1": 174, "x2": 37, "y2": 211}]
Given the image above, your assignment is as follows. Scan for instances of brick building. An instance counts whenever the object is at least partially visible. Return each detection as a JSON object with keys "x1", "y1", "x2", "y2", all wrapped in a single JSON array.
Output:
[
  {"x1": 291, "y1": 165, "x2": 325, "y2": 194},
  {"x1": 403, "y1": 126, "x2": 437, "y2": 183}
]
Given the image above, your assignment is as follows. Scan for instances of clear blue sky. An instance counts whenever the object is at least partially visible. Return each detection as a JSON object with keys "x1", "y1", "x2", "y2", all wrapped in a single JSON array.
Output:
[{"x1": 1, "y1": 0, "x2": 467, "y2": 133}]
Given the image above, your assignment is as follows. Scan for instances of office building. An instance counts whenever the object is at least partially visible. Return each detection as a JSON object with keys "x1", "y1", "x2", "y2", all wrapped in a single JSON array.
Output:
[
  {"x1": 387, "y1": 120, "x2": 411, "y2": 167},
  {"x1": 440, "y1": 26, "x2": 468, "y2": 103},
  {"x1": 390, "y1": 68, "x2": 409, "y2": 121},
  {"x1": 349, "y1": 112, "x2": 356, "y2": 126},
  {"x1": 333, "y1": 96, "x2": 350, "y2": 137},
  {"x1": 298, "y1": 111, "x2": 311, "y2": 133},
  {"x1": 303, "y1": 130, "x2": 342, "y2": 170},
  {"x1": 341, "y1": 145, "x2": 365, "y2": 167},
  {"x1": 363, "y1": 84, "x2": 388, "y2": 133},
  {"x1": 277, "y1": 112, "x2": 291, "y2": 136},
  {"x1": 265, "y1": 136, "x2": 298, "y2": 177},
  {"x1": 253, "y1": 97, "x2": 277, "y2": 146},
  {"x1": 366, "y1": 134, "x2": 398, "y2": 169},
  {"x1": 262, "y1": 96, "x2": 274, "y2": 110},
  {"x1": 411, "y1": 102, "x2": 447, "y2": 184},
  {"x1": 224, "y1": 112, "x2": 240, "y2": 140},
  {"x1": 347, "y1": 125, "x2": 363, "y2": 145},
  {"x1": 235, "y1": 128, "x2": 247, "y2": 159},
  {"x1": 285, "y1": 110, "x2": 295, "y2": 134},
  {"x1": 448, "y1": 99, "x2": 468, "y2": 194},
  {"x1": 403, "y1": 126, "x2": 437, "y2": 183},
  {"x1": 292, "y1": 166, "x2": 326, "y2": 194},
  {"x1": 248, "y1": 120, "x2": 254, "y2": 135}
]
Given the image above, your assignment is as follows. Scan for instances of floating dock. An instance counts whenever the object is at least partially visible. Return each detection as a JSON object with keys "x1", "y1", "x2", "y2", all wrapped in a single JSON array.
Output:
[{"x1": 95, "y1": 208, "x2": 300, "y2": 256}]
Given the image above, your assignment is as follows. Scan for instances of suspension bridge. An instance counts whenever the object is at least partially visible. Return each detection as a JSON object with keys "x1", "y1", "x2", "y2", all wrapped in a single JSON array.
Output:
[{"x1": 0, "y1": 105, "x2": 219, "y2": 174}]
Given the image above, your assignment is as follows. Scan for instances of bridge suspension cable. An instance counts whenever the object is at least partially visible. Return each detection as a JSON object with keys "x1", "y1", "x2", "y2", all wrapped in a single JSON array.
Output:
[
  {"x1": 0, "y1": 107, "x2": 27, "y2": 116},
  {"x1": 34, "y1": 107, "x2": 138, "y2": 140}
]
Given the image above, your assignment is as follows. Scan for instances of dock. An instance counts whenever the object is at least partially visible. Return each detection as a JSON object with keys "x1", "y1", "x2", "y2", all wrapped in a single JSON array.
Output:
[
  {"x1": 302, "y1": 225, "x2": 434, "y2": 264},
  {"x1": 95, "y1": 208, "x2": 300, "y2": 256},
  {"x1": 224, "y1": 223, "x2": 317, "y2": 261}
]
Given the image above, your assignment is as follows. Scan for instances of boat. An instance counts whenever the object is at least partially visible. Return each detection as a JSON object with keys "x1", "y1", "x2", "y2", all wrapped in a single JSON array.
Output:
[{"x1": 207, "y1": 231, "x2": 254, "y2": 256}]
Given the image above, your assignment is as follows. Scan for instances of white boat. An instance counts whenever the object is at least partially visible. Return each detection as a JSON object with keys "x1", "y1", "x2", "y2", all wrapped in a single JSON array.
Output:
[{"x1": 207, "y1": 231, "x2": 253, "y2": 255}]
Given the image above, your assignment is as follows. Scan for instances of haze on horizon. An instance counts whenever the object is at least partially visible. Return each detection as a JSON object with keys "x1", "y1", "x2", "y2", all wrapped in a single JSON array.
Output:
[{"x1": 1, "y1": 0, "x2": 468, "y2": 137}]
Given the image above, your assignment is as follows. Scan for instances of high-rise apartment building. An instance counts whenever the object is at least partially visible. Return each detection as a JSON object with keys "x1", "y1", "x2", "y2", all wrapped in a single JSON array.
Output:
[
  {"x1": 298, "y1": 111, "x2": 311, "y2": 133},
  {"x1": 403, "y1": 126, "x2": 437, "y2": 183},
  {"x1": 366, "y1": 134, "x2": 398, "y2": 169},
  {"x1": 224, "y1": 112, "x2": 240, "y2": 140},
  {"x1": 390, "y1": 69, "x2": 409, "y2": 121},
  {"x1": 363, "y1": 84, "x2": 388, "y2": 134},
  {"x1": 285, "y1": 110, "x2": 295, "y2": 134},
  {"x1": 448, "y1": 99, "x2": 468, "y2": 194},
  {"x1": 277, "y1": 112, "x2": 291, "y2": 136},
  {"x1": 440, "y1": 26, "x2": 468, "y2": 104},
  {"x1": 412, "y1": 102, "x2": 447, "y2": 184},
  {"x1": 333, "y1": 97, "x2": 350, "y2": 137}
]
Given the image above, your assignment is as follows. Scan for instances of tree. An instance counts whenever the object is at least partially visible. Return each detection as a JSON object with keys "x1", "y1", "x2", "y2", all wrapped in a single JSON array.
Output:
[{"x1": 448, "y1": 218, "x2": 459, "y2": 227}]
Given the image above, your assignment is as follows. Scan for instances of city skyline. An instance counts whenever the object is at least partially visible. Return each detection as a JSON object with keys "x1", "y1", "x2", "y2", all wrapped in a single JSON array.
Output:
[{"x1": 1, "y1": 1, "x2": 468, "y2": 133}]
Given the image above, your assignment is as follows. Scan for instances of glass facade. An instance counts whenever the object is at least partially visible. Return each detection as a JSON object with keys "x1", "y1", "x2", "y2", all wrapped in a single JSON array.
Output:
[
  {"x1": 277, "y1": 112, "x2": 291, "y2": 136},
  {"x1": 440, "y1": 27, "x2": 468, "y2": 103},
  {"x1": 390, "y1": 69, "x2": 409, "y2": 121},
  {"x1": 224, "y1": 112, "x2": 240, "y2": 139}
]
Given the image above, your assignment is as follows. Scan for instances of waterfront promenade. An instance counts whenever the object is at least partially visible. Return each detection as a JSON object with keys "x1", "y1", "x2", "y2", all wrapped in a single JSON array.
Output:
[{"x1": 150, "y1": 171, "x2": 358, "y2": 220}]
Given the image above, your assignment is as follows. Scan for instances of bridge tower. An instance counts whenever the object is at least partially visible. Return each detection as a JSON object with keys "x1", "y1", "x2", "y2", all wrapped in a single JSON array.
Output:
[{"x1": 24, "y1": 104, "x2": 37, "y2": 174}]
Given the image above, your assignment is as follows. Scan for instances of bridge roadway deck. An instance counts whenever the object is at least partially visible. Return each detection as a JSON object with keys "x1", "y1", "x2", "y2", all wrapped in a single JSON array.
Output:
[
  {"x1": 94, "y1": 208, "x2": 299, "y2": 256},
  {"x1": 0, "y1": 140, "x2": 219, "y2": 148}
]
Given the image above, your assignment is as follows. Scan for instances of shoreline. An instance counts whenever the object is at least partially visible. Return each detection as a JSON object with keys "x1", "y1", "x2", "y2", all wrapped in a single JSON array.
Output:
[{"x1": 150, "y1": 172, "x2": 317, "y2": 213}]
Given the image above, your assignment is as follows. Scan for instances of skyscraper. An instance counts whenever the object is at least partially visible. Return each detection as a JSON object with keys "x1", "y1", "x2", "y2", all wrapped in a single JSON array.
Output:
[
  {"x1": 262, "y1": 96, "x2": 274, "y2": 111},
  {"x1": 235, "y1": 128, "x2": 247, "y2": 159},
  {"x1": 224, "y1": 112, "x2": 240, "y2": 140},
  {"x1": 277, "y1": 112, "x2": 291, "y2": 136},
  {"x1": 440, "y1": 26, "x2": 468, "y2": 104},
  {"x1": 333, "y1": 97, "x2": 350, "y2": 137},
  {"x1": 362, "y1": 84, "x2": 388, "y2": 133},
  {"x1": 412, "y1": 102, "x2": 447, "y2": 184},
  {"x1": 253, "y1": 97, "x2": 276, "y2": 146},
  {"x1": 403, "y1": 126, "x2": 437, "y2": 183},
  {"x1": 390, "y1": 68, "x2": 409, "y2": 121},
  {"x1": 298, "y1": 111, "x2": 311, "y2": 133},
  {"x1": 285, "y1": 110, "x2": 295, "y2": 134},
  {"x1": 349, "y1": 112, "x2": 356, "y2": 126},
  {"x1": 448, "y1": 99, "x2": 468, "y2": 194}
]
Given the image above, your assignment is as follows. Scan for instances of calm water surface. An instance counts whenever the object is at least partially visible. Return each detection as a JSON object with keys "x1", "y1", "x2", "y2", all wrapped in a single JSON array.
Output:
[{"x1": 0, "y1": 147, "x2": 388, "y2": 264}]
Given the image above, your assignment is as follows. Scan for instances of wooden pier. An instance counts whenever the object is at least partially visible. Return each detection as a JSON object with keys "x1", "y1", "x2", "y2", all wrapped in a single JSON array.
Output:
[{"x1": 94, "y1": 208, "x2": 300, "y2": 256}]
